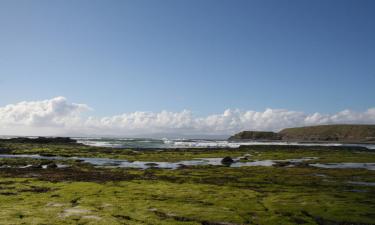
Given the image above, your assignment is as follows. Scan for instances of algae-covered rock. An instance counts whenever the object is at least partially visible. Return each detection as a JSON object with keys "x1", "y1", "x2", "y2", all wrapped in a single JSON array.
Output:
[{"x1": 0, "y1": 137, "x2": 77, "y2": 144}]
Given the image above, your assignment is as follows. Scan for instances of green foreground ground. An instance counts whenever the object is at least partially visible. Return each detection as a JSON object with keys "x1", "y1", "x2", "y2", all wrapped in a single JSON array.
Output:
[{"x1": 0, "y1": 141, "x2": 374, "y2": 225}]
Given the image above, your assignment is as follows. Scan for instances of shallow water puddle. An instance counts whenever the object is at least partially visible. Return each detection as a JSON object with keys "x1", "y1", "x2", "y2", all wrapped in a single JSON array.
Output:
[
  {"x1": 347, "y1": 181, "x2": 375, "y2": 186},
  {"x1": 310, "y1": 163, "x2": 375, "y2": 171},
  {"x1": 0, "y1": 154, "x2": 374, "y2": 170}
]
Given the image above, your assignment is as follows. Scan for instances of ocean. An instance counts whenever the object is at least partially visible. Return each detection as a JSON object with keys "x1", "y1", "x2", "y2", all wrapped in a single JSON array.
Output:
[{"x1": 72, "y1": 137, "x2": 375, "y2": 150}]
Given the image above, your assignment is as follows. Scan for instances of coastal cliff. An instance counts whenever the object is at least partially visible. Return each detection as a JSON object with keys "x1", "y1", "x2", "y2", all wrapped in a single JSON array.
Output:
[{"x1": 229, "y1": 124, "x2": 375, "y2": 143}]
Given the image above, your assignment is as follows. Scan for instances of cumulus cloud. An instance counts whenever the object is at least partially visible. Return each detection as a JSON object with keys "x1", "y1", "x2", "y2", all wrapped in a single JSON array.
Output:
[
  {"x1": 0, "y1": 97, "x2": 90, "y2": 135},
  {"x1": 0, "y1": 97, "x2": 374, "y2": 136}
]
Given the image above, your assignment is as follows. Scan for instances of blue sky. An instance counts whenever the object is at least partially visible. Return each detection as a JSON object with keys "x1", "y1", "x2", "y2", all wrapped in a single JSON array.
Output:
[{"x1": 0, "y1": 0, "x2": 374, "y2": 127}]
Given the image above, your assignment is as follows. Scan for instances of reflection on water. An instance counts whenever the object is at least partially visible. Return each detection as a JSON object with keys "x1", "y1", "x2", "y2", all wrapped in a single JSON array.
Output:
[
  {"x1": 310, "y1": 163, "x2": 375, "y2": 171},
  {"x1": 0, "y1": 154, "x2": 317, "y2": 169},
  {"x1": 347, "y1": 181, "x2": 375, "y2": 186},
  {"x1": 0, "y1": 154, "x2": 371, "y2": 170}
]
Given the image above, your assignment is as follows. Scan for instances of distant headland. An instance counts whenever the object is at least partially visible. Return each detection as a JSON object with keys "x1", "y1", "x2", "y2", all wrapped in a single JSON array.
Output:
[{"x1": 229, "y1": 124, "x2": 375, "y2": 143}]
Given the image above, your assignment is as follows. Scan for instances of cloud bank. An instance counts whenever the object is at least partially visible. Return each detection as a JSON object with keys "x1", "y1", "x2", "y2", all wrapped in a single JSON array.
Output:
[{"x1": 0, "y1": 97, "x2": 374, "y2": 137}]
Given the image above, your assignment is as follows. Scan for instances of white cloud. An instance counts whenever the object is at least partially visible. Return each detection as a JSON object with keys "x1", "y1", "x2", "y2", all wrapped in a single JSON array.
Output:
[
  {"x1": 0, "y1": 97, "x2": 374, "y2": 136},
  {"x1": 0, "y1": 97, "x2": 90, "y2": 135}
]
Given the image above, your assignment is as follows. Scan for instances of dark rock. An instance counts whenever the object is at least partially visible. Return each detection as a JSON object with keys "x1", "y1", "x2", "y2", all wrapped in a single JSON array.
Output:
[
  {"x1": 46, "y1": 163, "x2": 58, "y2": 169},
  {"x1": 273, "y1": 161, "x2": 293, "y2": 167},
  {"x1": 31, "y1": 164, "x2": 43, "y2": 169},
  {"x1": 40, "y1": 153, "x2": 57, "y2": 157},
  {"x1": 0, "y1": 137, "x2": 77, "y2": 144},
  {"x1": 177, "y1": 164, "x2": 193, "y2": 169},
  {"x1": 221, "y1": 156, "x2": 234, "y2": 165},
  {"x1": 229, "y1": 131, "x2": 280, "y2": 141},
  {"x1": 145, "y1": 162, "x2": 159, "y2": 167}
]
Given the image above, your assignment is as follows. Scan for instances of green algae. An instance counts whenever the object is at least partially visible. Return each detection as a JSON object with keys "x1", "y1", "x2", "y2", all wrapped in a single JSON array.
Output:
[
  {"x1": 0, "y1": 166, "x2": 374, "y2": 225},
  {"x1": 0, "y1": 142, "x2": 374, "y2": 224},
  {"x1": 1, "y1": 141, "x2": 375, "y2": 164}
]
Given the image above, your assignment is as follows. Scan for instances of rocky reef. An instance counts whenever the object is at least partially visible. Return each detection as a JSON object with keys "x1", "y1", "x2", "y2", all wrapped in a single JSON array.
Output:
[{"x1": 0, "y1": 137, "x2": 77, "y2": 144}]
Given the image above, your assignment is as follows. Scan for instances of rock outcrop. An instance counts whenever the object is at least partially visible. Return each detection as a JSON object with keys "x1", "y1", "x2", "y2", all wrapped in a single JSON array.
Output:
[
  {"x1": 0, "y1": 137, "x2": 77, "y2": 144},
  {"x1": 221, "y1": 156, "x2": 234, "y2": 165},
  {"x1": 228, "y1": 131, "x2": 281, "y2": 141}
]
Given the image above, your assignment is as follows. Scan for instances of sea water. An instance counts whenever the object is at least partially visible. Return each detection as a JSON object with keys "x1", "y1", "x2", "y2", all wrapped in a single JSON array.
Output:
[{"x1": 72, "y1": 137, "x2": 375, "y2": 150}]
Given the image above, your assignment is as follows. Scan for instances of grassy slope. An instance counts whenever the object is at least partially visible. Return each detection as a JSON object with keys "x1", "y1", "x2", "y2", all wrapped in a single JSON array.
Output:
[
  {"x1": 279, "y1": 124, "x2": 375, "y2": 142},
  {"x1": 229, "y1": 124, "x2": 375, "y2": 142}
]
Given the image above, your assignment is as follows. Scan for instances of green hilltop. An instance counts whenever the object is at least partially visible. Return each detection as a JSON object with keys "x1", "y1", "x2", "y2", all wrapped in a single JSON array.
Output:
[{"x1": 229, "y1": 124, "x2": 375, "y2": 143}]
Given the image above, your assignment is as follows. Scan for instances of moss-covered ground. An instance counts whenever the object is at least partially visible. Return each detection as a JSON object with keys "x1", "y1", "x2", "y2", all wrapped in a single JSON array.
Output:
[{"x1": 0, "y1": 142, "x2": 374, "y2": 224}]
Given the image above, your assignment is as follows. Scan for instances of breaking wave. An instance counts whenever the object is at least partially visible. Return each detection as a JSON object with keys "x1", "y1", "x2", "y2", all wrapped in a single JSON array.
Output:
[{"x1": 73, "y1": 137, "x2": 375, "y2": 150}]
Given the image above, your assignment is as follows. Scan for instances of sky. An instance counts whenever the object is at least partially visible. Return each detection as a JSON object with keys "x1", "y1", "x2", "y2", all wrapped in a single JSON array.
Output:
[{"x1": 0, "y1": 0, "x2": 374, "y2": 137}]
